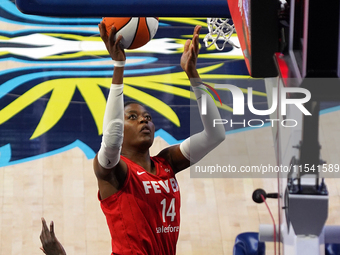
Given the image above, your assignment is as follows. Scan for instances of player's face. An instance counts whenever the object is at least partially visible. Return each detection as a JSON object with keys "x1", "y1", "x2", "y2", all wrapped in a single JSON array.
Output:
[{"x1": 123, "y1": 103, "x2": 155, "y2": 149}]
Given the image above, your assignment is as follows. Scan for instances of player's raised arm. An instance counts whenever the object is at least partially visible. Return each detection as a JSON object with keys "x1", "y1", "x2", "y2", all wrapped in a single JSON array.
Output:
[
  {"x1": 93, "y1": 22, "x2": 127, "y2": 191},
  {"x1": 158, "y1": 25, "x2": 225, "y2": 173}
]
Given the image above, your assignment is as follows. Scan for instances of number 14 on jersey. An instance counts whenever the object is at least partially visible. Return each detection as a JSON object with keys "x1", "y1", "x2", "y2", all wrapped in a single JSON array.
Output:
[{"x1": 160, "y1": 198, "x2": 176, "y2": 222}]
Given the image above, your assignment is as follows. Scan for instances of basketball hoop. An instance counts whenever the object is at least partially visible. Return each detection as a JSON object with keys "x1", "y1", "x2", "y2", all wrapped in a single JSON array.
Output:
[{"x1": 203, "y1": 18, "x2": 239, "y2": 51}]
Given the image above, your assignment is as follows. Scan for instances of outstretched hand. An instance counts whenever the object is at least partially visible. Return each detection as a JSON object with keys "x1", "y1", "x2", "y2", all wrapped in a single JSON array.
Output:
[
  {"x1": 180, "y1": 25, "x2": 201, "y2": 78},
  {"x1": 99, "y1": 22, "x2": 126, "y2": 62},
  {"x1": 40, "y1": 218, "x2": 67, "y2": 255}
]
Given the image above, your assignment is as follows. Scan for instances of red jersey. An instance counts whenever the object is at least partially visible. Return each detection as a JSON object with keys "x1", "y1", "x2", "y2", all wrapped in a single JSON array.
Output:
[{"x1": 98, "y1": 155, "x2": 181, "y2": 255}]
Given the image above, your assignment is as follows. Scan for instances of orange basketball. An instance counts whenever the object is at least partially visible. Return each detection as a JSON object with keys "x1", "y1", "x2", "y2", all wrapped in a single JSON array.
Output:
[{"x1": 102, "y1": 17, "x2": 159, "y2": 49}]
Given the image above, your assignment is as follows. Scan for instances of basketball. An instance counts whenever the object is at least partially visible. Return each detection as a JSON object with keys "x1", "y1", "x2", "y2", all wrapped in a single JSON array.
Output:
[{"x1": 102, "y1": 17, "x2": 159, "y2": 50}]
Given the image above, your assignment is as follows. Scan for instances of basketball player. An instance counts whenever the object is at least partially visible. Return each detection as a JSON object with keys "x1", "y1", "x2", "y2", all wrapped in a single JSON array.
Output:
[{"x1": 40, "y1": 23, "x2": 225, "y2": 255}]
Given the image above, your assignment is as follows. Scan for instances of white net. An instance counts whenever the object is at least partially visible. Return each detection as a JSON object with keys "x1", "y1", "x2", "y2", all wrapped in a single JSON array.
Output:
[{"x1": 203, "y1": 18, "x2": 239, "y2": 51}]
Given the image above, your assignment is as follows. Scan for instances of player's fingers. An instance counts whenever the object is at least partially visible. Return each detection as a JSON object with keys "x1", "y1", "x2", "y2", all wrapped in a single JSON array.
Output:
[
  {"x1": 193, "y1": 34, "x2": 200, "y2": 55},
  {"x1": 190, "y1": 44, "x2": 196, "y2": 58},
  {"x1": 192, "y1": 25, "x2": 201, "y2": 40},
  {"x1": 193, "y1": 26, "x2": 201, "y2": 52},
  {"x1": 195, "y1": 25, "x2": 202, "y2": 35},
  {"x1": 41, "y1": 217, "x2": 52, "y2": 242},
  {"x1": 115, "y1": 35, "x2": 123, "y2": 45},
  {"x1": 99, "y1": 22, "x2": 108, "y2": 40},
  {"x1": 115, "y1": 34, "x2": 123, "y2": 49},
  {"x1": 183, "y1": 39, "x2": 191, "y2": 53},
  {"x1": 109, "y1": 26, "x2": 117, "y2": 46},
  {"x1": 50, "y1": 221, "x2": 55, "y2": 238},
  {"x1": 41, "y1": 218, "x2": 48, "y2": 233}
]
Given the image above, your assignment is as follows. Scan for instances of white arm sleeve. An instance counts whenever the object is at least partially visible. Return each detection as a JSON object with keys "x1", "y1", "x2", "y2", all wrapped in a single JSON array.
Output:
[
  {"x1": 97, "y1": 84, "x2": 124, "y2": 169},
  {"x1": 180, "y1": 83, "x2": 225, "y2": 163}
]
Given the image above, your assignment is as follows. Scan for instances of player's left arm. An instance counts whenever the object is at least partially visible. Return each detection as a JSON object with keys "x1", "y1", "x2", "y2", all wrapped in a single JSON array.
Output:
[{"x1": 157, "y1": 25, "x2": 225, "y2": 174}]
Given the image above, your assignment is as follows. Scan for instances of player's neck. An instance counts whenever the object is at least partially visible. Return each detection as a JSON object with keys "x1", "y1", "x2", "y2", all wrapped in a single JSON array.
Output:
[{"x1": 121, "y1": 149, "x2": 155, "y2": 174}]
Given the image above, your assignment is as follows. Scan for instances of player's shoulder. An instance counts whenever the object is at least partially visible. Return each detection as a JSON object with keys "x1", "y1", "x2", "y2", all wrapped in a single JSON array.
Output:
[
  {"x1": 156, "y1": 144, "x2": 190, "y2": 174},
  {"x1": 151, "y1": 154, "x2": 172, "y2": 169},
  {"x1": 151, "y1": 155, "x2": 175, "y2": 177},
  {"x1": 155, "y1": 144, "x2": 178, "y2": 159},
  {"x1": 152, "y1": 154, "x2": 169, "y2": 163}
]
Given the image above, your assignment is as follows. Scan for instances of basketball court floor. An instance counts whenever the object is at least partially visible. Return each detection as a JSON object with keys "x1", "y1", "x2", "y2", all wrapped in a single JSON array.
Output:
[{"x1": 1, "y1": 0, "x2": 340, "y2": 254}]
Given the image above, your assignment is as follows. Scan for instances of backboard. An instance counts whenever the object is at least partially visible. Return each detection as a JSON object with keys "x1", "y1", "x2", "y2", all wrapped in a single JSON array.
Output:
[{"x1": 228, "y1": 0, "x2": 279, "y2": 78}]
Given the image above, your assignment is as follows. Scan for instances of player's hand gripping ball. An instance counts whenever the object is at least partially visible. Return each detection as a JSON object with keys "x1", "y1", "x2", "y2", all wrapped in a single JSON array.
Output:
[{"x1": 102, "y1": 17, "x2": 159, "y2": 49}]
